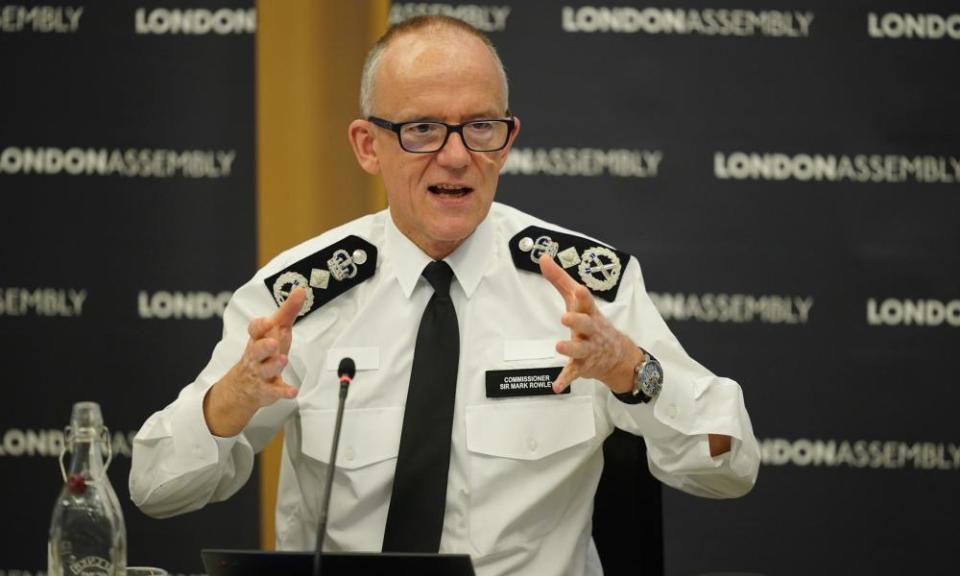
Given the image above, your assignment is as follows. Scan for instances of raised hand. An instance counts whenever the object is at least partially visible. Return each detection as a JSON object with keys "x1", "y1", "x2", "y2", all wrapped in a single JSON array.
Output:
[
  {"x1": 539, "y1": 254, "x2": 640, "y2": 394},
  {"x1": 203, "y1": 288, "x2": 306, "y2": 437},
  {"x1": 541, "y1": 255, "x2": 733, "y2": 456}
]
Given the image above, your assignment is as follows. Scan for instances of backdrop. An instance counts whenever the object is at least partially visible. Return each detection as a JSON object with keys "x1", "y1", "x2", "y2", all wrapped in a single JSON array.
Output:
[
  {"x1": 402, "y1": 0, "x2": 957, "y2": 574},
  {"x1": 0, "y1": 1, "x2": 259, "y2": 574},
  {"x1": 3, "y1": 1, "x2": 959, "y2": 575}
]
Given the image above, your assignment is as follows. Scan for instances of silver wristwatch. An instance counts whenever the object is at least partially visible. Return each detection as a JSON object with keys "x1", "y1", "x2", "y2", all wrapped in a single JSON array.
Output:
[{"x1": 615, "y1": 348, "x2": 663, "y2": 404}]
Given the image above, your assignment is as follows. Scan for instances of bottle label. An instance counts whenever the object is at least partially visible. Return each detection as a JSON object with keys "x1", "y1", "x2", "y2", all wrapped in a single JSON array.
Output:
[{"x1": 69, "y1": 555, "x2": 112, "y2": 575}]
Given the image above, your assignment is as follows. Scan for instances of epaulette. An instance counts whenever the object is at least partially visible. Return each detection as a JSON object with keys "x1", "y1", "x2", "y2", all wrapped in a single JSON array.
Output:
[
  {"x1": 509, "y1": 225, "x2": 629, "y2": 302},
  {"x1": 264, "y1": 235, "x2": 377, "y2": 322}
]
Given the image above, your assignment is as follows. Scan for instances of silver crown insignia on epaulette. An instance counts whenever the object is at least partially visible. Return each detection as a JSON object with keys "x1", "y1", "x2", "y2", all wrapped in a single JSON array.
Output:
[
  {"x1": 518, "y1": 235, "x2": 560, "y2": 264},
  {"x1": 327, "y1": 248, "x2": 367, "y2": 281}
]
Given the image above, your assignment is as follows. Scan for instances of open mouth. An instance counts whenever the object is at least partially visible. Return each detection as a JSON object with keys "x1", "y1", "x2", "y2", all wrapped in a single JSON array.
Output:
[{"x1": 428, "y1": 184, "x2": 473, "y2": 197}]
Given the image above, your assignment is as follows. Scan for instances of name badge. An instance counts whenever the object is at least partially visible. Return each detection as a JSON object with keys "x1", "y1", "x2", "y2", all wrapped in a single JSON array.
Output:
[{"x1": 485, "y1": 367, "x2": 567, "y2": 398}]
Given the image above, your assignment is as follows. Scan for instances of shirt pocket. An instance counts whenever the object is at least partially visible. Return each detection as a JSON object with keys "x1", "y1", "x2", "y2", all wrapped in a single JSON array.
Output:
[
  {"x1": 299, "y1": 406, "x2": 403, "y2": 550},
  {"x1": 298, "y1": 346, "x2": 382, "y2": 408},
  {"x1": 464, "y1": 395, "x2": 598, "y2": 555},
  {"x1": 301, "y1": 405, "x2": 402, "y2": 469}
]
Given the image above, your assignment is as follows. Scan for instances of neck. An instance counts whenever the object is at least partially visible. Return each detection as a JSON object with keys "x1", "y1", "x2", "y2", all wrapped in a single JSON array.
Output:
[
  {"x1": 419, "y1": 239, "x2": 461, "y2": 261},
  {"x1": 389, "y1": 213, "x2": 468, "y2": 260}
]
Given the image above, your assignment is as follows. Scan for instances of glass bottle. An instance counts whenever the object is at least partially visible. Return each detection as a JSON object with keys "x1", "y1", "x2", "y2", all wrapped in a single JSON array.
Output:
[{"x1": 48, "y1": 401, "x2": 127, "y2": 575}]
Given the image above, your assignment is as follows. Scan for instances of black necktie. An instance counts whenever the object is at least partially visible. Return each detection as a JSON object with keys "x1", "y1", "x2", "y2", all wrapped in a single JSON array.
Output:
[{"x1": 382, "y1": 260, "x2": 459, "y2": 552}]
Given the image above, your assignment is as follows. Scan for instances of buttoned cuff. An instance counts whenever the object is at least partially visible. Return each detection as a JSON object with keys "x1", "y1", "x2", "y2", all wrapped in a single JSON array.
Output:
[{"x1": 169, "y1": 384, "x2": 238, "y2": 474}]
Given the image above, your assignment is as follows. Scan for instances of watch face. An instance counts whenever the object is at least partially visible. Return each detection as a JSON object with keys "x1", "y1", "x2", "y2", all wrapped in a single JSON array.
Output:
[
  {"x1": 641, "y1": 360, "x2": 663, "y2": 396},
  {"x1": 642, "y1": 361, "x2": 661, "y2": 383}
]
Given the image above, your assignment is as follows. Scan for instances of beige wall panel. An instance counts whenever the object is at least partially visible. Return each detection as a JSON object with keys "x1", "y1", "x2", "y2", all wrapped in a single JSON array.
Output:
[{"x1": 256, "y1": 0, "x2": 389, "y2": 549}]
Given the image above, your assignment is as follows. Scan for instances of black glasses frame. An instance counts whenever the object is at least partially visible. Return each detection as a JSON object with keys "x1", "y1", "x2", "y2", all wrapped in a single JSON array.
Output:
[{"x1": 367, "y1": 116, "x2": 516, "y2": 153}]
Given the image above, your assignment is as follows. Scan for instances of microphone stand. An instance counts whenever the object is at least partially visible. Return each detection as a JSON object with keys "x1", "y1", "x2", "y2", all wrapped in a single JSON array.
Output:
[{"x1": 313, "y1": 362, "x2": 353, "y2": 576}]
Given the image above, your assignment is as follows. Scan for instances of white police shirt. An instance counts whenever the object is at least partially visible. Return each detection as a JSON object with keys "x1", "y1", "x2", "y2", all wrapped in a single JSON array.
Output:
[{"x1": 130, "y1": 202, "x2": 760, "y2": 576}]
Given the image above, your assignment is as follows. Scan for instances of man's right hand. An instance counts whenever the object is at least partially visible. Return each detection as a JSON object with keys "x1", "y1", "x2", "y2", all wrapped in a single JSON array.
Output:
[{"x1": 203, "y1": 288, "x2": 306, "y2": 437}]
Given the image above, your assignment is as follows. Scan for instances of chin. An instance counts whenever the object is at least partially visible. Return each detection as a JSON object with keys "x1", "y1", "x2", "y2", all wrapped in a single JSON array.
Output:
[{"x1": 429, "y1": 228, "x2": 471, "y2": 247}]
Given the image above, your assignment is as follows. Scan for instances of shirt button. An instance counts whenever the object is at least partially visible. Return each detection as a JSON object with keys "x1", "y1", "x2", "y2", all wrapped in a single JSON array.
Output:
[
  {"x1": 343, "y1": 446, "x2": 355, "y2": 461},
  {"x1": 527, "y1": 437, "x2": 538, "y2": 452},
  {"x1": 666, "y1": 404, "x2": 679, "y2": 419}
]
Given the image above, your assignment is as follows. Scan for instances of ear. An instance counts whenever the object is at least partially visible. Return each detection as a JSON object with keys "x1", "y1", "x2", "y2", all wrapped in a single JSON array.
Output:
[
  {"x1": 348, "y1": 119, "x2": 381, "y2": 175},
  {"x1": 494, "y1": 116, "x2": 521, "y2": 167}
]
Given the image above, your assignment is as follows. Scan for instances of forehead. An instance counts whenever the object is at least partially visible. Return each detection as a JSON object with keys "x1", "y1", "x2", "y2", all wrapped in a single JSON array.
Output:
[{"x1": 374, "y1": 30, "x2": 505, "y2": 120}]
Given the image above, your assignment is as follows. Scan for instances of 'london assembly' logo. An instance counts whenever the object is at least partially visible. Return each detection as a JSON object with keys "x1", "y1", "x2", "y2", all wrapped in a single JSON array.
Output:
[
  {"x1": 502, "y1": 148, "x2": 662, "y2": 178},
  {"x1": 0, "y1": 287, "x2": 86, "y2": 317},
  {"x1": 138, "y1": 290, "x2": 233, "y2": 320},
  {"x1": 0, "y1": 428, "x2": 136, "y2": 458},
  {"x1": 868, "y1": 12, "x2": 960, "y2": 40},
  {"x1": 0, "y1": 147, "x2": 236, "y2": 178},
  {"x1": 135, "y1": 8, "x2": 256, "y2": 35},
  {"x1": 762, "y1": 437, "x2": 960, "y2": 470},
  {"x1": 867, "y1": 298, "x2": 960, "y2": 327},
  {"x1": 714, "y1": 152, "x2": 960, "y2": 184},
  {"x1": 0, "y1": 5, "x2": 83, "y2": 33},
  {"x1": 561, "y1": 6, "x2": 814, "y2": 37},
  {"x1": 649, "y1": 292, "x2": 813, "y2": 324},
  {"x1": 391, "y1": 3, "x2": 511, "y2": 32}
]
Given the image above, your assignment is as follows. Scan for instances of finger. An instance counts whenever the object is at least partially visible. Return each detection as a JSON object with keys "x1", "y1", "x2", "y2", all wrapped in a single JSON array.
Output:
[
  {"x1": 561, "y1": 312, "x2": 595, "y2": 337},
  {"x1": 258, "y1": 377, "x2": 299, "y2": 402},
  {"x1": 272, "y1": 287, "x2": 306, "y2": 329},
  {"x1": 247, "y1": 337, "x2": 279, "y2": 363},
  {"x1": 556, "y1": 339, "x2": 591, "y2": 360},
  {"x1": 539, "y1": 253, "x2": 578, "y2": 309},
  {"x1": 272, "y1": 380, "x2": 299, "y2": 399},
  {"x1": 263, "y1": 374, "x2": 299, "y2": 398},
  {"x1": 274, "y1": 325, "x2": 294, "y2": 353},
  {"x1": 258, "y1": 354, "x2": 289, "y2": 380},
  {"x1": 247, "y1": 316, "x2": 272, "y2": 339},
  {"x1": 553, "y1": 362, "x2": 580, "y2": 393},
  {"x1": 572, "y1": 284, "x2": 596, "y2": 314}
]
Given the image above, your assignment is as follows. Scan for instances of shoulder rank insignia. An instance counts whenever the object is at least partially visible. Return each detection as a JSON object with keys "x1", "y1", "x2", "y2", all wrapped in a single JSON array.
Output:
[
  {"x1": 264, "y1": 235, "x2": 377, "y2": 322},
  {"x1": 509, "y1": 225, "x2": 628, "y2": 302}
]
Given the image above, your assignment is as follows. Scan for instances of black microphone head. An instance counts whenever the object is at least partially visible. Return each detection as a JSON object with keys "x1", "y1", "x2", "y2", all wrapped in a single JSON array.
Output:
[{"x1": 337, "y1": 357, "x2": 356, "y2": 380}]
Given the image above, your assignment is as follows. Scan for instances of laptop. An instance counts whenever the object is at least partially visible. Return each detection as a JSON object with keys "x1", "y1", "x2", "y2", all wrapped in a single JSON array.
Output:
[{"x1": 201, "y1": 549, "x2": 476, "y2": 576}]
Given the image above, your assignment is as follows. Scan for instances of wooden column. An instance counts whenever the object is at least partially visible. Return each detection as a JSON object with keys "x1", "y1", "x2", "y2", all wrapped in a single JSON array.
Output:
[{"x1": 255, "y1": 0, "x2": 389, "y2": 549}]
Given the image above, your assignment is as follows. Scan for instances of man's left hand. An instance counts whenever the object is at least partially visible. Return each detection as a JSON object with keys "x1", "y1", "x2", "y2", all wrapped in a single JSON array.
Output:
[
  {"x1": 539, "y1": 254, "x2": 641, "y2": 394},
  {"x1": 541, "y1": 254, "x2": 733, "y2": 457}
]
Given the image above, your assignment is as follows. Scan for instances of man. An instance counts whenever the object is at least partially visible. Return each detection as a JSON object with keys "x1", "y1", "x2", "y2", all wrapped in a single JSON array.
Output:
[{"x1": 131, "y1": 15, "x2": 759, "y2": 576}]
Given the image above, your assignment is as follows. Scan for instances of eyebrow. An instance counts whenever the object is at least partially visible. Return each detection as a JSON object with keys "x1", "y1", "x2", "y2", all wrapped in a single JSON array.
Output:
[
  {"x1": 404, "y1": 116, "x2": 443, "y2": 123},
  {"x1": 401, "y1": 113, "x2": 506, "y2": 124}
]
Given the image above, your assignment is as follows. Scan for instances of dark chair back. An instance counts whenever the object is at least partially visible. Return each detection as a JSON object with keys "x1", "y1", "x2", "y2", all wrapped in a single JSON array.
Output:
[{"x1": 592, "y1": 429, "x2": 664, "y2": 576}]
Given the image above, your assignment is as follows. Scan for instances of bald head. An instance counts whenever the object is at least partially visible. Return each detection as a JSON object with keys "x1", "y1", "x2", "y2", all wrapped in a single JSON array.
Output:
[{"x1": 359, "y1": 16, "x2": 509, "y2": 118}]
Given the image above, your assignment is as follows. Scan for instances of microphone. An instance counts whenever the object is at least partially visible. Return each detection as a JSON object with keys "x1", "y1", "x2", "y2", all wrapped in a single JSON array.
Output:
[
  {"x1": 338, "y1": 357, "x2": 356, "y2": 384},
  {"x1": 313, "y1": 357, "x2": 355, "y2": 576}
]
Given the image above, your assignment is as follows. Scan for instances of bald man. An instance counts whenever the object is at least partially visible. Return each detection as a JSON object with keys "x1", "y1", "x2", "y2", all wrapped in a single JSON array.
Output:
[{"x1": 131, "y1": 15, "x2": 759, "y2": 576}]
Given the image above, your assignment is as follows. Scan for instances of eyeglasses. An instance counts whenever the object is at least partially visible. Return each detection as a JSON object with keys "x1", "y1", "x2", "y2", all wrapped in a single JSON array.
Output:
[{"x1": 368, "y1": 116, "x2": 515, "y2": 153}]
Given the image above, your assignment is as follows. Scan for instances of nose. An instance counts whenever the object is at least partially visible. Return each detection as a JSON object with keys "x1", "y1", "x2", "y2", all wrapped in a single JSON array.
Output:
[{"x1": 436, "y1": 131, "x2": 471, "y2": 169}]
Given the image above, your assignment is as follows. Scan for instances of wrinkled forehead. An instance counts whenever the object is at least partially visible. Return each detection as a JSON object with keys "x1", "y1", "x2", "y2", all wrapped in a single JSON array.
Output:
[{"x1": 373, "y1": 30, "x2": 506, "y2": 117}]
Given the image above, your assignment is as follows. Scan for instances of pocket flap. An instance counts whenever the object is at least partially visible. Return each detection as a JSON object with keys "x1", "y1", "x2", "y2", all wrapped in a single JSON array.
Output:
[
  {"x1": 300, "y1": 406, "x2": 403, "y2": 469},
  {"x1": 324, "y1": 347, "x2": 380, "y2": 371},
  {"x1": 465, "y1": 397, "x2": 595, "y2": 461},
  {"x1": 503, "y1": 339, "x2": 557, "y2": 361}
]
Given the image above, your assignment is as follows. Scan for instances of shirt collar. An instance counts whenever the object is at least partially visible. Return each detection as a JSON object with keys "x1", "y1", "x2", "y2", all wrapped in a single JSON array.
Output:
[
  {"x1": 445, "y1": 210, "x2": 495, "y2": 298},
  {"x1": 384, "y1": 208, "x2": 496, "y2": 299}
]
